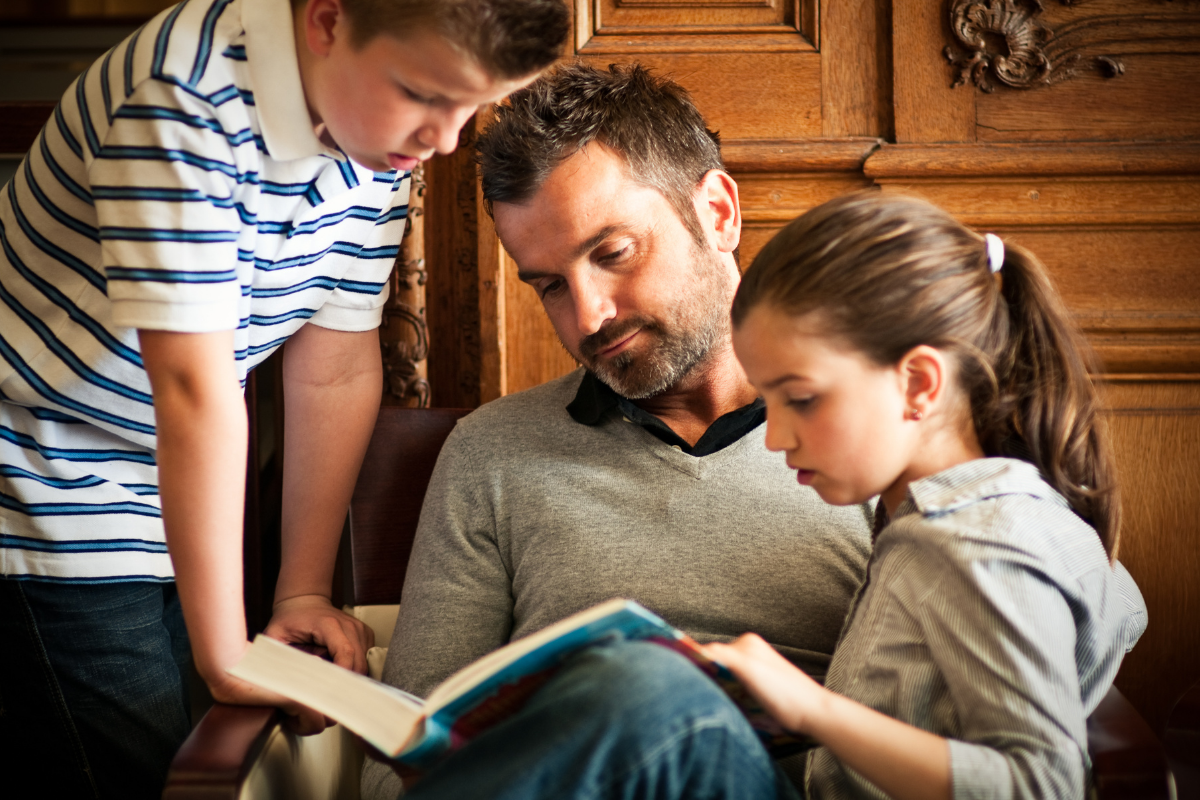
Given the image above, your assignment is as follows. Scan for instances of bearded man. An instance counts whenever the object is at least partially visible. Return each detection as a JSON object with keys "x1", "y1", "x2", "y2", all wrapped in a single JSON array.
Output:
[{"x1": 362, "y1": 63, "x2": 873, "y2": 800}]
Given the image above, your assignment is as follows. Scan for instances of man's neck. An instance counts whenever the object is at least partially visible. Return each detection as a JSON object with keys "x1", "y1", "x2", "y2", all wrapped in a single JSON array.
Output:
[{"x1": 628, "y1": 343, "x2": 759, "y2": 447}]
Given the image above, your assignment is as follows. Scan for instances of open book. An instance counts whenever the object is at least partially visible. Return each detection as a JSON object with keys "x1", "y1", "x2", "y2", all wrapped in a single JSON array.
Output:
[{"x1": 229, "y1": 598, "x2": 808, "y2": 767}]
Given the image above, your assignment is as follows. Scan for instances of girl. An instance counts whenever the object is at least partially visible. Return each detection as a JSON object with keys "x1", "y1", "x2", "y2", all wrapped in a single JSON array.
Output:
[{"x1": 705, "y1": 192, "x2": 1147, "y2": 799}]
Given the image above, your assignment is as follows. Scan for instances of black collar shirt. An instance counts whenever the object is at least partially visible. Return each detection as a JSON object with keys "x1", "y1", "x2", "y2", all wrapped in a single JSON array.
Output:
[{"x1": 566, "y1": 371, "x2": 765, "y2": 457}]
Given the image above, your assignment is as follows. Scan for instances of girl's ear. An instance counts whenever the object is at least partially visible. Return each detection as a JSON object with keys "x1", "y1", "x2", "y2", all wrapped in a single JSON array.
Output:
[{"x1": 897, "y1": 345, "x2": 948, "y2": 420}]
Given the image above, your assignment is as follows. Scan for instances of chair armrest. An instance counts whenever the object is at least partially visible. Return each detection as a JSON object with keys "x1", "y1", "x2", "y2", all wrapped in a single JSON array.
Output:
[
  {"x1": 163, "y1": 704, "x2": 282, "y2": 800},
  {"x1": 1087, "y1": 686, "x2": 1171, "y2": 800}
]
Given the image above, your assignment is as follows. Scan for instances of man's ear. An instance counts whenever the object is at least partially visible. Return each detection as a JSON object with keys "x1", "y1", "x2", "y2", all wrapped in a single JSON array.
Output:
[
  {"x1": 897, "y1": 345, "x2": 949, "y2": 421},
  {"x1": 696, "y1": 170, "x2": 741, "y2": 254}
]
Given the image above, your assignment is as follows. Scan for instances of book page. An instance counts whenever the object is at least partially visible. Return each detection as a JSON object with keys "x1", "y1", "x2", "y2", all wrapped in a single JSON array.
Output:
[
  {"x1": 425, "y1": 598, "x2": 637, "y2": 711},
  {"x1": 229, "y1": 635, "x2": 425, "y2": 757}
]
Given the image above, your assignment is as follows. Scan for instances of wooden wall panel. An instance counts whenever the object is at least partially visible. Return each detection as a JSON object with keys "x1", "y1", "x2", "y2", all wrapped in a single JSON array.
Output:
[
  {"x1": 821, "y1": 0, "x2": 893, "y2": 139},
  {"x1": 1105, "y1": 381, "x2": 1200, "y2": 734},
  {"x1": 977, "y1": 55, "x2": 1200, "y2": 143},
  {"x1": 578, "y1": 52, "x2": 823, "y2": 140},
  {"x1": 891, "y1": 0, "x2": 974, "y2": 142}
]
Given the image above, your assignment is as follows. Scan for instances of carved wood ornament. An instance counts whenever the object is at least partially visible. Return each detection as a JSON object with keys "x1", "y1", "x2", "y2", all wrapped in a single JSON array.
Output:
[
  {"x1": 380, "y1": 165, "x2": 431, "y2": 408},
  {"x1": 946, "y1": 0, "x2": 1200, "y2": 92}
]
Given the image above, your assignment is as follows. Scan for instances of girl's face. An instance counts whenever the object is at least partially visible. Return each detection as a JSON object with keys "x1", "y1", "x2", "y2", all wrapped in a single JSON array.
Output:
[{"x1": 733, "y1": 306, "x2": 920, "y2": 508}]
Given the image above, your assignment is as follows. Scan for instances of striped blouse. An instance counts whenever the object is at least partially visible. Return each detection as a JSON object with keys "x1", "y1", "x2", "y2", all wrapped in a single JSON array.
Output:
[
  {"x1": 0, "y1": 0, "x2": 409, "y2": 582},
  {"x1": 806, "y1": 458, "x2": 1147, "y2": 799}
]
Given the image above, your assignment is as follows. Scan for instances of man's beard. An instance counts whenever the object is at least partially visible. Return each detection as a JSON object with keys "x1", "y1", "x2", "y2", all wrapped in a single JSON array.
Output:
[{"x1": 575, "y1": 243, "x2": 732, "y2": 400}]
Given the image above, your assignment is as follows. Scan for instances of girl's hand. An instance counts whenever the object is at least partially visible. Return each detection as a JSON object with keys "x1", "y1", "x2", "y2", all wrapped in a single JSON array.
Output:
[
  {"x1": 707, "y1": 634, "x2": 952, "y2": 800},
  {"x1": 701, "y1": 633, "x2": 831, "y2": 734}
]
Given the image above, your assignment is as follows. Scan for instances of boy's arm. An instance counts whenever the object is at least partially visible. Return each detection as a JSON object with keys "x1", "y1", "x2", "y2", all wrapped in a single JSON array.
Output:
[
  {"x1": 264, "y1": 323, "x2": 380, "y2": 672},
  {"x1": 141, "y1": 330, "x2": 326, "y2": 731}
]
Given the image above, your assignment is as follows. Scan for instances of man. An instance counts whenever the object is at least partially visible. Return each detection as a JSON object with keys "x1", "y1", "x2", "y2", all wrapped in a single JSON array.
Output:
[{"x1": 362, "y1": 63, "x2": 872, "y2": 799}]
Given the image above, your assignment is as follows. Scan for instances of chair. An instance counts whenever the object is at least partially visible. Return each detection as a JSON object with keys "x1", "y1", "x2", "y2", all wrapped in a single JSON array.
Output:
[{"x1": 163, "y1": 405, "x2": 1176, "y2": 799}]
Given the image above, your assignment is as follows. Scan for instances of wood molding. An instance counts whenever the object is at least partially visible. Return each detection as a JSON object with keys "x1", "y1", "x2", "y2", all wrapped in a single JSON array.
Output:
[
  {"x1": 945, "y1": 0, "x2": 1200, "y2": 93},
  {"x1": 865, "y1": 142, "x2": 1200, "y2": 178},
  {"x1": 574, "y1": 0, "x2": 816, "y2": 54},
  {"x1": 424, "y1": 124, "x2": 484, "y2": 409},
  {"x1": 721, "y1": 137, "x2": 883, "y2": 173},
  {"x1": 380, "y1": 167, "x2": 430, "y2": 408}
]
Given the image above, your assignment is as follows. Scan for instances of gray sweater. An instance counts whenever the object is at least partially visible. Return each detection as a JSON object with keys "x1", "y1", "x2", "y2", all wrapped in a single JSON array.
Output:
[{"x1": 363, "y1": 370, "x2": 872, "y2": 798}]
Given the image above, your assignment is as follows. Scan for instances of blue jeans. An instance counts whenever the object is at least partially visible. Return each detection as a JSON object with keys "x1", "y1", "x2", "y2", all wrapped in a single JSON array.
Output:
[
  {"x1": 406, "y1": 639, "x2": 803, "y2": 800},
  {"x1": 0, "y1": 579, "x2": 192, "y2": 799}
]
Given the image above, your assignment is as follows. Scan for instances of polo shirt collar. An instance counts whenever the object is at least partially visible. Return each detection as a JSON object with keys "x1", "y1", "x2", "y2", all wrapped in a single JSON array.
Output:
[
  {"x1": 243, "y1": 0, "x2": 326, "y2": 161},
  {"x1": 567, "y1": 370, "x2": 765, "y2": 457}
]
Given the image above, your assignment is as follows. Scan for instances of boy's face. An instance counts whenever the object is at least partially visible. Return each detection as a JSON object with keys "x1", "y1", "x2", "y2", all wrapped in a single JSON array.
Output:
[{"x1": 298, "y1": 0, "x2": 536, "y2": 173}]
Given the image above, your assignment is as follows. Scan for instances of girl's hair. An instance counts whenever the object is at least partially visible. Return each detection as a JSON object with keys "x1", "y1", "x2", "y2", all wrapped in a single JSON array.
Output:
[{"x1": 732, "y1": 192, "x2": 1119, "y2": 557}]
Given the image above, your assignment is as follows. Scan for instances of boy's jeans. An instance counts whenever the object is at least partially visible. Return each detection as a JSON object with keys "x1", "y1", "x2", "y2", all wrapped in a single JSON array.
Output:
[
  {"x1": 0, "y1": 578, "x2": 192, "y2": 799},
  {"x1": 405, "y1": 638, "x2": 803, "y2": 800}
]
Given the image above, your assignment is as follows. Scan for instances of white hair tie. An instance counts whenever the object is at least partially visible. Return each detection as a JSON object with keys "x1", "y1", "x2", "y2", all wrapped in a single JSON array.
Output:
[{"x1": 984, "y1": 233, "x2": 1005, "y2": 273}]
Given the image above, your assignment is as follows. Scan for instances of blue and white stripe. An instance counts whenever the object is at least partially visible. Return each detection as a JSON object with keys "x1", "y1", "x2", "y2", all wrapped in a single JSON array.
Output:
[{"x1": 0, "y1": 0, "x2": 409, "y2": 582}]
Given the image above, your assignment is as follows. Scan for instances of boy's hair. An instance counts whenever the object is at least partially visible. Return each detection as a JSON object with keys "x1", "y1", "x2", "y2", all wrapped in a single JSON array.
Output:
[
  {"x1": 303, "y1": 0, "x2": 569, "y2": 79},
  {"x1": 476, "y1": 62, "x2": 724, "y2": 243},
  {"x1": 732, "y1": 193, "x2": 1121, "y2": 558}
]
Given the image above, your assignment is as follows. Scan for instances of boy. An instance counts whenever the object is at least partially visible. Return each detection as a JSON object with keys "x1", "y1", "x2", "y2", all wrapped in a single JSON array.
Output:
[{"x1": 0, "y1": 0, "x2": 567, "y2": 796}]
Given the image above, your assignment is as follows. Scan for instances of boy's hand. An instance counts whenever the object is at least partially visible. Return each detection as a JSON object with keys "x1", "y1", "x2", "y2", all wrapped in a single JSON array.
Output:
[
  {"x1": 701, "y1": 633, "x2": 830, "y2": 735},
  {"x1": 265, "y1": 595, "x2": 374, "y2": 675},
  {"x1": 208, "y1": 659, "x2": 332, "y2": 735}
]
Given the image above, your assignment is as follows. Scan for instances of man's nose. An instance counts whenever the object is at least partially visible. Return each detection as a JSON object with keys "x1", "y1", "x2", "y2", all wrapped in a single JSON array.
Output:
[
  {"x1": 418, "y1": 106, "x2": 479, "y2": 156},
  {"x1": 572, "y1": 276, "x2": 617, "y2": 338}
]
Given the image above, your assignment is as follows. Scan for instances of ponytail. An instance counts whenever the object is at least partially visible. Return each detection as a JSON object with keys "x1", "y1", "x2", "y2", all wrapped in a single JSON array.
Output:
[
  {"x1": 733, "y1": 193, "x2": 1120, "y2": 557},
  {"x1": 988, "y1": 245, "x2": 1120, "y2": 557}
]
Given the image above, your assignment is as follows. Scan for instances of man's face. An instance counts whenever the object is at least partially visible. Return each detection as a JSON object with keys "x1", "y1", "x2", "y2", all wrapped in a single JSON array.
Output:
[
  {"x1": 300, "y1": 0, "x2": 535, "y2": 173},
  {"x1": 493, "y1": 144, "x2": 737, "y2": 399}
]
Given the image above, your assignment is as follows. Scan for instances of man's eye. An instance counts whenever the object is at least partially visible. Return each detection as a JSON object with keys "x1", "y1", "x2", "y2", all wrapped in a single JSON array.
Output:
[
  {"x1": 597, "y1": 245, "x2": 630, "y2": 262},
  {"x1": 538, "y1": 279, "x2": 565, "y2": 299}
]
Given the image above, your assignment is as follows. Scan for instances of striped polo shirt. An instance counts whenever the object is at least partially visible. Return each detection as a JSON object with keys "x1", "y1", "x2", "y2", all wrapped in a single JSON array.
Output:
[{"x1": 0, "y1": 0, "x2": 410, "y2": 582}]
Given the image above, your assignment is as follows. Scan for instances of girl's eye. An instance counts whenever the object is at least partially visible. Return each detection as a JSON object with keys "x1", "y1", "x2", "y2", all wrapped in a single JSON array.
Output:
[{"x1": 788, "y1": 396, "x2": 816, "y2": 411}]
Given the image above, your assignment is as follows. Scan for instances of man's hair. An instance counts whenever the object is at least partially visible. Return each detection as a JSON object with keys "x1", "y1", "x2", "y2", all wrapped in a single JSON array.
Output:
[
  {"x1": 303, "y1": 0, "x2": 569, "y2": 79},
  {"x1": 477, "y1": 62, "x2": 724, "y2": 242}
]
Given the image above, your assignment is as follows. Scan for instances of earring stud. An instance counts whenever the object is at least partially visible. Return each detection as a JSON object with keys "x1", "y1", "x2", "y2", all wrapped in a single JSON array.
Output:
[{"x1": 908, "y1": 408, "x2": 923, "y2": 421}]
